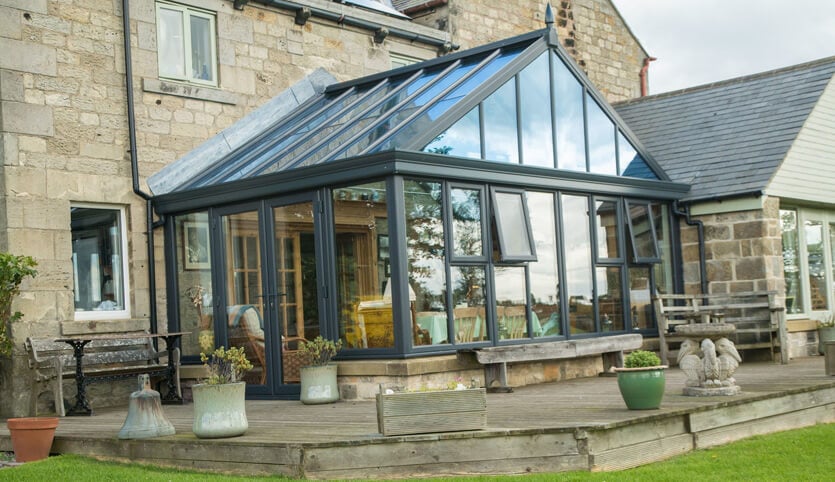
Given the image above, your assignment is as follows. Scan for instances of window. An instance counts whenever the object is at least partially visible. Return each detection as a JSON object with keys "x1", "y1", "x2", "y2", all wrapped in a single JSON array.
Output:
[
  {"x1": 390, "y1": 53, "x2": 421, "y2": 69},
  {"x1": 779, "y1": 207, "x2": 835, "y2": 317},
  {"x1": 491, "y1": 188, "x2": 536, "y2": 262},
  {"x1": 71, "y1": 205, "x2": 130, "y2": 320},
  {"x1": 156, "y1": 1, "x2": 217, "y2": 86},
  {"x1": 625, "y1": 200, "x2": 660, "y2": 263}
]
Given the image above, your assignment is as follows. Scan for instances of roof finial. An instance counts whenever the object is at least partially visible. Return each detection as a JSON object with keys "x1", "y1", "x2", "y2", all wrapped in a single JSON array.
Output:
[{"x1": 545, "y1": 3, "x2": 554, "y2": 28}]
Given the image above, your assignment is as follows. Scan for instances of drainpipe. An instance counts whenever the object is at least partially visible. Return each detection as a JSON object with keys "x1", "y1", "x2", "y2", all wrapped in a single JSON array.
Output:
[
  {"x1": 122, "y1": 0, "x2": 161, "y2": 336},
  {"x1": 672, "y1": 201, "x2": 707, "y2": 295},
  {"x1": 639, "y1": 56, "x2": 657, "y2": 97}
]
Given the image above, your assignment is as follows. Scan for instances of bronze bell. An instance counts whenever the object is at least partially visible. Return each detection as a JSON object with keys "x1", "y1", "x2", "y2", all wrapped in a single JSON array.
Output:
[{"x1": 118, "y1": 374, "x2": 175, "y2": 439}]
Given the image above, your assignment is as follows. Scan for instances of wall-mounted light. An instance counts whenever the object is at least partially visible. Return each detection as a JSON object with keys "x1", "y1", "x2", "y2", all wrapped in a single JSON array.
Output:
[
  {"x1": 233, "y1": 0, "x2": 249, "y2": 11},
  {"x1": 295, "y1": 7, "x2": 311, "y2": 26},
  {"x1": 373, "y1": 27, "x2": 389, "y2": 44}
]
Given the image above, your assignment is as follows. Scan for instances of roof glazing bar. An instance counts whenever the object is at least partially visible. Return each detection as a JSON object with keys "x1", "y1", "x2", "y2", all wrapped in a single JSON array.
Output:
[
  {"x1": 321, "y1": 58, "x2": 465, "y2": 163},
  {"x1": 181, "y1": 86, "x2": 359, "y2": 190},
  {"x1": 358, "y1": 48, "x2": 503, "y2": 155},
  {"x1": 279, "y1": 67, "x2": 428, "y2": 171},
  {"x1": 247, "y1": 77, "x2": 394, "y2": 178}
]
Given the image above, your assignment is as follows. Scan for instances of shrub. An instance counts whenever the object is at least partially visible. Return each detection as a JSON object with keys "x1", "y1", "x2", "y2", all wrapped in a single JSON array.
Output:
[
  {"x1": 624, "y1": 349, "x2": 662, "y2": 368},
  {"x1": 297, "y1": 336, "x2": 342, "y2": 367},
  {"x1": 0, "y1": 253, "x2": 38, "y2": 357}
]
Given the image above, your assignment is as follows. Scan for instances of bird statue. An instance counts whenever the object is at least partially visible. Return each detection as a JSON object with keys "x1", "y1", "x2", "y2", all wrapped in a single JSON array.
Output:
[
  {"x1": 701, "y1": 338, "x2": 720, "y2": 387},
  {"x1": 677, "y1": 338, "x2": 704, "y2": 387},
  {"x1": 715, "y1": 337, "x2": 741, "y2": 386}
]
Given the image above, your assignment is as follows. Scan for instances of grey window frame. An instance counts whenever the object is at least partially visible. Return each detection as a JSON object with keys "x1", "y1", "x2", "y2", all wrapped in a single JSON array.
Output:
[
  {"x1": 625, "y1": 199, "x2": 661, "y2": 264},
  {"x1": 490, "y1": 187, "x2": 537, "y2": 263}
]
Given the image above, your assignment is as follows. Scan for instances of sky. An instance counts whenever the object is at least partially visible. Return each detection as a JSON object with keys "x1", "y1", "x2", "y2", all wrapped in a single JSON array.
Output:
[{"x1": 610, "y1": 0, "x2": 835, "y2": 95}]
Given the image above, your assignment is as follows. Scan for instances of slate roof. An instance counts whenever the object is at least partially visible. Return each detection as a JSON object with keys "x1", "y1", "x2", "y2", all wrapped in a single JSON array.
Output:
[{"x1": 615, "y1": 57, "x2": 835, "y2": 202}]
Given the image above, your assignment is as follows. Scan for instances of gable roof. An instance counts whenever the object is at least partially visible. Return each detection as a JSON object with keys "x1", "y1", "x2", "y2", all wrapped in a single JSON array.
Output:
[
  {"x1": 615, "y1": 57, "x2": 835, "y2": 203},
  {"x1": 150, "y1": 27, "x2": 669, "y2": 196}
]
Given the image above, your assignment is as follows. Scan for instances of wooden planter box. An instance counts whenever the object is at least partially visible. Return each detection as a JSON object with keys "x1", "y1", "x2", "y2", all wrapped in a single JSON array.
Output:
[{"x1": 376, "y1": 388, "x2": 487, "y2": 436}]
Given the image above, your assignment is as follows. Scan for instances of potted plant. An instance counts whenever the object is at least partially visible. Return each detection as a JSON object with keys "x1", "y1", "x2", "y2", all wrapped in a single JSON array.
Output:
[
  {"x1": 297, "y1": 336, "x2": 342, "y2": 405},
  {"x1": 817, "y1": 312, "x2": 835, "y2": 355},
  {"x1": 192, "y1": 346, "x2": 253, "y2": 438},
  {"x1": 615, "y1": 349, "x2": 667, "y2": 410},
  {"x1": 0, "y1": 253, "x2": 55, "y2": 462}
]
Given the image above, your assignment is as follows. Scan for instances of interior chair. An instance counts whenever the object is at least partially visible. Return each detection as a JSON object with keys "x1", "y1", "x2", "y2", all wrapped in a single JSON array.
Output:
[{"x1": 229, "y1": 305, "x2": 267, "y2": 384}]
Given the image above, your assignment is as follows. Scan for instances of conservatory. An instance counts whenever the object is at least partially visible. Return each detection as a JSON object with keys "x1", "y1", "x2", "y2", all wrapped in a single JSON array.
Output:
[{"x1": 150, "y1": 26, "x2": 689, "y2": 398}]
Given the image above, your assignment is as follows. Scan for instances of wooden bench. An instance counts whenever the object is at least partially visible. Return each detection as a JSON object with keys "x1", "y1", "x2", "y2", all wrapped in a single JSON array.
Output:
[
  {"x1": 473, "y1": 334, "x2": 643, "y2": 392},
  {"x1": 25, "y1": 332, "x2": 182, "y2": 416},
  {"x1": 653, "y1": 291, "x2": 788, "y2": 366}
]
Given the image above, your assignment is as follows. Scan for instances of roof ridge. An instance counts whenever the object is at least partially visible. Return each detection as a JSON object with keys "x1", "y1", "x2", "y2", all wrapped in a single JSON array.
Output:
[{"x1": 615, "y1": 55, "x2": 835, "y2": 107}]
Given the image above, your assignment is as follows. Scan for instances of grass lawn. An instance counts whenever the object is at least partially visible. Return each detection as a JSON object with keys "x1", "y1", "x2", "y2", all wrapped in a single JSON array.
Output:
[{"x1": 1, "y1": 423, "x2": 833, "y2": 481}]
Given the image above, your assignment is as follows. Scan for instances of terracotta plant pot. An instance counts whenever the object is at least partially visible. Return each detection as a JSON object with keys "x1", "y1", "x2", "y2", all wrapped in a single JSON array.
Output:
[{"x1": 7, "y1": 417, "x2": 59, "y2": 462}]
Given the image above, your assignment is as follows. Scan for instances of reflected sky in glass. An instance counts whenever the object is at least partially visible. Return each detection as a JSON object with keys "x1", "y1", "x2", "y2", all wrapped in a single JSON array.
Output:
[
  {"x1": 561, "y1": 194, "x2": 593, "y2": 334},
  {"x1": 595, "y1": 199, "x2": 619, "y2": 259},
  {"x1": 520, "y1": 52, "x2": 554, "y2": 168},
  {"x1": 586, "y1": 93, "x2": 616, "y2": 175},
  {"x1": 423, "y1": 107, "x2": 480, "y2": 159},
  {"x1": 483, "y1": 79, "x2": 519, "y2": 163},
  {"x1": 526, "y1": 192, "x2": 560, "y2": 337},
  {"x1": 450, "y1": 187, "x2": 483, "y2": 257},
  {"x1": 553, "y1": 54, "x2": 585, "y2": 172}
]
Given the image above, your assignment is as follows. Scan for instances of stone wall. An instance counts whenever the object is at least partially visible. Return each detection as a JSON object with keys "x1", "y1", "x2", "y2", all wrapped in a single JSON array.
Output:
[
  {"x1": 681, "y1": 197, "x2": 785, "y2": 296},
  {"x1": 407, "y1": 0, "x2": 647, "y2": 102}
]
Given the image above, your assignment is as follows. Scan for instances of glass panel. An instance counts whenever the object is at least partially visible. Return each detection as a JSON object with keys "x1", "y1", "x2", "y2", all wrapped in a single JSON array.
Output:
[
  {"x1": 597, "y1": 266, "x2": 624, "y2": 332},
  {"x1": 483, "y1": 78, "x2": 519, "y2": 163},
  {"x1": 627, "y1": 202, "x2": 659, "y2": 260},
  {"x1": 527, "y1": 192, "x2": 560, "y2": 337},
  {"x1": 494, "y1": 191, "x2": 534, "y2": 259},
  {"x1": 618, "y1": 131, "x2": 658, "y2": 180},
  {"x1": 562, "y1": 194, "x2": 593, "y2": 334},
  {"x1": 334, "y1": 69, "x2": 443, "y2": 159},
  {"x1": 334, "y1": 181, "x2": 392, "y2": 349},
  {"x1": 406, "y1": 180, "x2": 449, "y2": 346},
  {"x1": 223, "y1": 210, "x2": 265, "y2": 385},
  {"x1": 158, "y1": 7, "x2": 186, "y2": 79},
  {"x1": 629, "y1": 267, "x2": 653, "y2": 330},
  {"x1": 805, "y1": 219, "x2": 827, "y2": 311},
  {"x1": 781, "y1": 209, "x2": 803, "y2": 314},
  {"x1": 830, "y1": 223, "x2": 835, "y2": 311},
  {"x1": 451, "y1": 187, "x2": 483, "y2": 257},
  {"x1": 274, "y1": 81, "x2": 406, "y2": 171},
  {"x1": 381, "y1": 48, "x2": 521, "y2": 151},
  {"x1": 273, "y1": 203, "x2": 318, "y2": 384},
  {"x1": 452, "y1": 266, "x2": 488, "y2": 343},
  {"x1": 586, "y1": 94, "x2": 616, "y2": 175},
  {"x1": 495, "y1": 267, "x2": 528, "y2": 340},
  {"x1": 520, "y1": 52, "x2": 554, "y2": 168},
  {"x1": 423, "y1": 107, "x2": 480, "y2": 158},
  {"x1": 553, "y1": 54, "x2": 585, "y2": 172},
  {"x1": 190, "y1": 15, "x2": 213, "y2": 82},
  {"x1": 71, "y1": 207, "x2": 127, "y2": 315},
  {"x1": 651, "y1": 204, "x2": 673, "y2": 294},
  {"x1": 595, "y1": 200, "x2": 619, "y2": 259},
  {"x1": 175, "y1": 212, "x2": 213, "y2": 358}
]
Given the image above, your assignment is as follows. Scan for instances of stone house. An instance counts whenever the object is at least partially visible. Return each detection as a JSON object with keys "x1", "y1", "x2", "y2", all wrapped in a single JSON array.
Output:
[
  {"x1": 616, "y1": 57, "x2": 835, "y2": 359},
  {"x1": 0, "y1": 0, "x2": 649, "y2": 416}
]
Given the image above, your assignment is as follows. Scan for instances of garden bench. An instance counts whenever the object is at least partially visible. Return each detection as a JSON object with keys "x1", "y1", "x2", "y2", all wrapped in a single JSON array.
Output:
[
  {"x1": 473, "y1": 334, "x2": 643, "y2": 392},
  {"x1": 25, "y1": 331, "x2": 183, "y2": 416},
  {"x1": 653, "y1": 290, "x2": 787, "y2": 366}
]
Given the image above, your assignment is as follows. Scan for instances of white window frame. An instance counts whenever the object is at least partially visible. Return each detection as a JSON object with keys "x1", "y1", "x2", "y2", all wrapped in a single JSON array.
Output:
[
  {"x1": 390, "y1": 53, "x2": 422, "y2": 69},
  {"x1": 156, "y1": 1, "x2": 218, "y2": 87},
  {"x1": 72, "y1": 203, "x2": 132, "y2": 321},
  {"x1": 783, "y1": 206, "x2": 835, "y2": 320}
]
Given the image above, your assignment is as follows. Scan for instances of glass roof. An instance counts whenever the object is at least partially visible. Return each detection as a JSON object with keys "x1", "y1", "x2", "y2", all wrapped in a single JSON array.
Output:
[{"x1": 180, "y1": 29, "x2": 663, "y2": 192}]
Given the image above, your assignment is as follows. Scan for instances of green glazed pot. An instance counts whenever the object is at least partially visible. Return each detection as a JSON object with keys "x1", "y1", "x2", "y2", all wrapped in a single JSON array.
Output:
[{"x1": 616, "y1": 367, "x2": 666, "y2": 410}]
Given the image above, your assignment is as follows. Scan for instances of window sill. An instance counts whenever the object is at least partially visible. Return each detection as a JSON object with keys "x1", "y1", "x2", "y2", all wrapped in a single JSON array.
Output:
[{"x1": 142, "y1": 78, "x2": 238, "y2": 105}]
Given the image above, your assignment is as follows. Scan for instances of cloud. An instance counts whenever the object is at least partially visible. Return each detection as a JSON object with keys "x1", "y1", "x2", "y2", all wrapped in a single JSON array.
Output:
[{"x1": 612, "y1": 0, "x2": 835, "y2": 93}]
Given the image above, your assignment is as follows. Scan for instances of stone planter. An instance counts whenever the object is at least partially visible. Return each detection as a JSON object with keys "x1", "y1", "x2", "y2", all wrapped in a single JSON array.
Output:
[
  {"x1": 300, "y1": 364, "x2": 339, "y2": 405},
  {"x1": 615, "y1": 366, "x2": 667, "y2": 410},
  {"x1": 825, "y1": 341, "x2": 835, "y2": 376},
  {"x1": 7, "y1": 417, "x2": 59, "y2": 462},
  {"x1": 376, "y1": 388, "x2": 487, "y2": 436},
  {"x1": 192, "y1": 382, "x2": 247, "y2": 438}
]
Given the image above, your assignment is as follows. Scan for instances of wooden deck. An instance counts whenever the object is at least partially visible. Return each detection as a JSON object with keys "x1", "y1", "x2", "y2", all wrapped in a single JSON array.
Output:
[{"x1": 2, "y1": 357, "x2": 834, "y2": 479}]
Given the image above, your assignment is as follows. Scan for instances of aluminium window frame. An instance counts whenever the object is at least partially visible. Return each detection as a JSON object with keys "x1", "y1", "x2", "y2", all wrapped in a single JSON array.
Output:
[
  {"x1": 155, "y1": 1, "x2": 218, "y2": 87},
  {"x1": 490, "y1": 187, "x2": 537, "y2": 263},
  {"x1": 624, "y1": 199, "x2": 661, "y2": 264}
]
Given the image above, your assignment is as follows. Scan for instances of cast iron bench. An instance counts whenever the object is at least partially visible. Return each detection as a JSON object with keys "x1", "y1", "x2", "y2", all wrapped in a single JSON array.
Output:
[
  {"x1": 473, "y1": 334, "x2": 643, "y2": 392},
  {"x1": 653, "y1": 290, "x2": 788, "y2": 366},
  {"x1": 25, "y1": 331, "x2": 183, "y2": 416}
]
